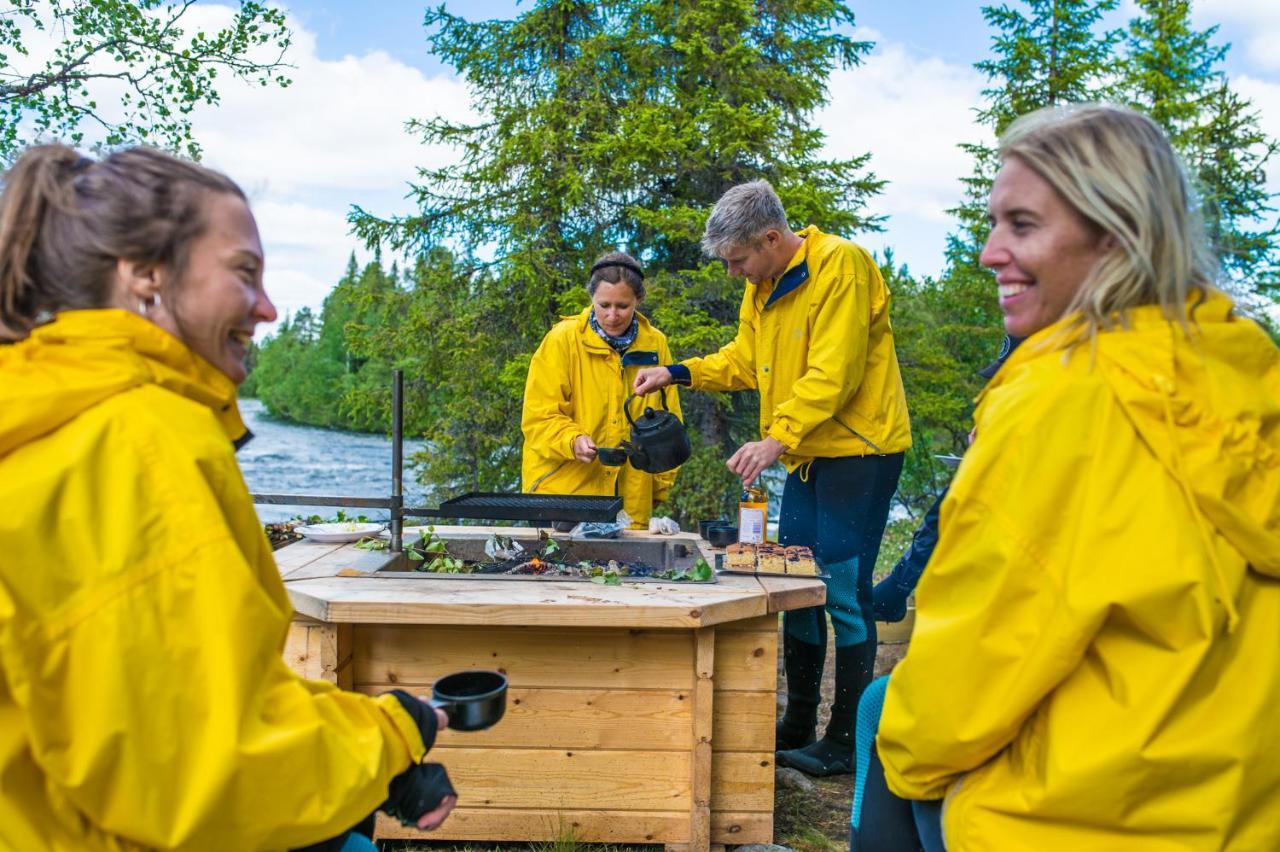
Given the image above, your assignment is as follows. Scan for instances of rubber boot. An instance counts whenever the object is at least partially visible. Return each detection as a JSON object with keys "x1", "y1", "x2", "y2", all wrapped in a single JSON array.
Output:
[
  {"x1": 775, "y1": 632, "x2": 825, "y2": 751},
  {"x1": 777, "y1": 641, "x2": 875, "y2": 776}
]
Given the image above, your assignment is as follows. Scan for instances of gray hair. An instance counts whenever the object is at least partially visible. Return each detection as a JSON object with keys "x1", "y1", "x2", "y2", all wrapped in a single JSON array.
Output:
[{"x1": 701, "y1": 179, "x2": 790, "y2": 258}]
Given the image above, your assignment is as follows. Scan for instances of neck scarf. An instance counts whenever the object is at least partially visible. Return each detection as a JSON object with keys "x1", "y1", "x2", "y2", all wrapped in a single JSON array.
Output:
[{"x1": 589, "y1": 310, "x2": 638, "y2": 353}]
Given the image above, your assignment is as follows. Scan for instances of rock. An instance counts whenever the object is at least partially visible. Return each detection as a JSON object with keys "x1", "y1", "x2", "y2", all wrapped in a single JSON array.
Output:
[
  {"x1": 775, "y1": 766, "x2": 815, "y2": 793},
  {"x1": 733, "y1": 845, "x2": 793, "y2": 852}
]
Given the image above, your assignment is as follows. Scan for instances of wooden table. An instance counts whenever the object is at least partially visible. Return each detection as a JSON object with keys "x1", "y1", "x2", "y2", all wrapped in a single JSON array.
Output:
[{"x1": 276, "y1": 527, "x2": 825, "y2": 850}]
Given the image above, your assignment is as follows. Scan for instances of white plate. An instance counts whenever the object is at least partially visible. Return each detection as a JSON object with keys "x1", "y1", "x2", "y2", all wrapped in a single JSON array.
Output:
[
  {"x1": 296, "y1": 522, "x2": 384, "y2": 543},
  {"x1": 378, "y1": 525, "x2": 435, "y2": 540},
  {"x1": 934, "y1": 454, "x2": 964, "y2": 469}
]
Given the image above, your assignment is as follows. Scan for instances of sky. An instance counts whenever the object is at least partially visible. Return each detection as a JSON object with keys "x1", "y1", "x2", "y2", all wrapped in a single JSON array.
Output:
[{"x1": 171, "y1": 0, "x2": 1280, "y2": 334}]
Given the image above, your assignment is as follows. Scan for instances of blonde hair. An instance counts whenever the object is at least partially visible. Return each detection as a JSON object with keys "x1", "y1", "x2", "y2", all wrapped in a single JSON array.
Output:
[
  {"x1": 998, "y1": 104, "x2": 1217, "y2": 339},
  {"x1": 0, "y1": 144, "x2": 244, "y2": 341}
]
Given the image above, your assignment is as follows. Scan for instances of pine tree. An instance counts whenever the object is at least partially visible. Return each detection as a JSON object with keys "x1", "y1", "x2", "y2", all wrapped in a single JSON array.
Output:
[
  {"x1": 1122, "y1": 0, "x2": 1278, "y2": 289},
  {"x1": 349, "y1": 0, "x2": 883, "y2": 515}
]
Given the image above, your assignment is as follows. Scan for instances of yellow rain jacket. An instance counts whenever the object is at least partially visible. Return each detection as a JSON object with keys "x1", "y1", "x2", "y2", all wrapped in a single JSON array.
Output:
[
  {"x1": 879, "y1": 291, "x2": 1280, "y2": 850},
  {"x1": 679, "y1": 225, "x2": 911, "y2": 470},
  {"x1": 0, "y1": 310, "x2": 431, "y2": 851},
  {"x1": 521, "y1": 308, "x2": 682, "y2": 528}
]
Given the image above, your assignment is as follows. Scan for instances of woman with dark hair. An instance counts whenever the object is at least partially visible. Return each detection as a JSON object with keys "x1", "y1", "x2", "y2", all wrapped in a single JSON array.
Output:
[
  {"x1": 853, "y1": 105, "x2": 1280, "y2": 850},
  {"x1": 521, "y1": 251, "x2": 682, "y2": 528},
  {"x1": 0, "y1": 145, "x2": 455, "y2": 851}
]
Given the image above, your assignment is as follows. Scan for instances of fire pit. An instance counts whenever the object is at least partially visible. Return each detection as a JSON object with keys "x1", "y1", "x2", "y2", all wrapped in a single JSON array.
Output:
[{"x1": 375, "y1": 528, "x2": 717, "y2": 584}]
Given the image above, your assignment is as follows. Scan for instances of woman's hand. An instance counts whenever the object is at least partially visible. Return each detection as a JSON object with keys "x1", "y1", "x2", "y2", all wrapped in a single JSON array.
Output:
[
  {"x1": 573, "y1": 434, "x2": 598, "y2": 463},
  {"x1": 633, "y1": 366, "x2": 673, "y2": 396},
  {"x1": 416, "y1": 794, "x2": 457, "y2": 831}
]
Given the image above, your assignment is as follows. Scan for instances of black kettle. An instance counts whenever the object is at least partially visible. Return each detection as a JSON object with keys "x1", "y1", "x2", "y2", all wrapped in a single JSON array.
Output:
[{"x1": 622, "y1": 389, "x2": 691, "y2": 474}]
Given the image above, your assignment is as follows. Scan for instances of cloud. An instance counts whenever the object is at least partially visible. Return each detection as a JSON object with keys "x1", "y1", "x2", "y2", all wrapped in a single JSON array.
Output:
[
  {"x1": 817, "y1": 37, "x2": 988, "y2": 275},
  {"x1": 172, "y1": 4, "x2": 477, "y2": 335},
  {"x1": 1193, "y1": 0, "x2": 1280, "y2": 72}
]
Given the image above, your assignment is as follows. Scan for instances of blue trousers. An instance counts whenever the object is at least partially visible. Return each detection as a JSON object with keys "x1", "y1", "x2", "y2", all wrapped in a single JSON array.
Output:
[{"x1": 780, "y1": 453, "x2": 904, "y2": 649}]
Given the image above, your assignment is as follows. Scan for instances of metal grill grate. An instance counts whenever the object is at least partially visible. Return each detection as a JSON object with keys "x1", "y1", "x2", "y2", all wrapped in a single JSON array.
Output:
[{"x1": 406, "y1": 492, "x2": 622, "y2": 523}]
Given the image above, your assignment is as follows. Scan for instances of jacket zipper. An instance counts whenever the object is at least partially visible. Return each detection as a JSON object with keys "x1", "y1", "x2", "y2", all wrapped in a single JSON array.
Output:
[{"x1": 834, "y1": 416, "x2": 884, "y2": 455}]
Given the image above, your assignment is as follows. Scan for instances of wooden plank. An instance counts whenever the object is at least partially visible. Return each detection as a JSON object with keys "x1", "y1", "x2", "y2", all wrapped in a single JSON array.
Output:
[
  {"x1": 374, "y1": 808, "x2": 688, "y2": 843},
  {"x1": 715, "y1": 612, "x2": 778, "y2": 633},
  {"x1": 282, "y1": 621, "x2": 352, "y2": 687},
  {"x1": 286, "y1": 575, "x2": 767, "y2": 628},
  {"x1": 281, "y1": 545, "x2": 392, "y2": 582},
  {"x1": 710, "y1": 751, "x2": 773, "y2": 812},
  {"x1": 713, "y1": 627, "x2": 777, "y2": 692},
  {"x1": 753, "y1": 574, "x2": 826, "y2": 614},
  {"x1": 712, "y1": 690, "x2": 774, "y2": 753},
  {"x1": 352, "y1": 624, "x2": 696, "y2": 690},
  {"x1": 353, "y1": 685, "x2": 693, "y2": 750},
  {"x1": 275, "y1": 540, "x2": 345, "y2": 577},
  {"x1": 426, "y1": 747, "x2": 691, "y2": 811},
  {"x1": 690, "y1": 627, "x2": 715, "y2": 851},
  {"x1": 711, "y1": 811, "x2": 772, "y2": 844}
]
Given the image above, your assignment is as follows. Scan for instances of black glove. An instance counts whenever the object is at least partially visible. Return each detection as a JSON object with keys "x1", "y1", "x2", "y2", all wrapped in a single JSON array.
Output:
[
  {"x1": 383, "y1": 762, "x2": 456, "y2": 826},
  {"x1": 385, "y1": 688, "x2": 441, "y2": 752}
]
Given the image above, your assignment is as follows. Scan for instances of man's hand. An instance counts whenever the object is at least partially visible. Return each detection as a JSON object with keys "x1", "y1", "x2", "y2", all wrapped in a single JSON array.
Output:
[
  {"x1": 727, "y1": 437, "x2": 788, "y2": 486},
  {"x1": 573, "y1": 434, "x2": 597, "y2": 463},
  {"x1": 633, "y1": 366, "x2": 673, "y2": 396}
]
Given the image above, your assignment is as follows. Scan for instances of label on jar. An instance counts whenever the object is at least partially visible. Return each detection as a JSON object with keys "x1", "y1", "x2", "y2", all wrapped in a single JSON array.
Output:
[{"x1": 738, "y1": 506, "x2": 765, "y2": 543}]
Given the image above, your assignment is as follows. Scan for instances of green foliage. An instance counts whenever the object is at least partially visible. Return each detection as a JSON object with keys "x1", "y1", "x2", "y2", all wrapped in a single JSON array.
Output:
[
  {"x1": 0, "y1": 0, "x2": 292, "y2": 162},
  {"x1": 347, "y1": 0, "x2": 883, "y2": 518},
  {"x1": 252, "y1": 255, "x2": 403, "y2": 432}
]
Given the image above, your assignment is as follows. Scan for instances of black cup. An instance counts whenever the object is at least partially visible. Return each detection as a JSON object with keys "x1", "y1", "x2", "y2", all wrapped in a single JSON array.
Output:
[
  {"x1": 596, "y1": 446, "x2": 628, "y2": 467},
  {"x1": 707, "y1": 525, "x2": 738, "y2": 548},
  {"x1": 430, "y1": 670, "x2": 507, "y2": 732}
]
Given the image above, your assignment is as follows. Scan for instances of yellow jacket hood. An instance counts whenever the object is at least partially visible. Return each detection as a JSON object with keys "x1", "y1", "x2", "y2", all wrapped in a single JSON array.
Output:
[
  {"x1": 0, "y1": 309, "x2": 248, "y2": 458},
  {"x1": 1090, "y1": 293, "x2": 1279, "y2": 579}
]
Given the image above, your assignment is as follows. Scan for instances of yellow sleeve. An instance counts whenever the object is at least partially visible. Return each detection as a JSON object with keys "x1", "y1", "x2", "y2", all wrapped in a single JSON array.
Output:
[
  {"x1": 682, "y1": 287, "x2": 758, "y2": 392},
  {"x1": 522, "y1": 326, "x2": 585, "y2": 462},
  {"x1": 876, "y1": 392, "x2": 1108, "y2": 800},
  {"x1": 4, "y1": 428, "x2": 428, "y2": 850},
  {"x1": 653, "y1": 333, "x2": 682, "y2": 502},
  {"x1": 766, "y1": 254, "x2": 874, "y2": 449}
]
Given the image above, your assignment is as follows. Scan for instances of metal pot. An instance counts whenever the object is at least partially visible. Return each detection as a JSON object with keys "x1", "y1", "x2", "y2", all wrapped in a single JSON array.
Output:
[
  {"x1": 707, "y1": 525, "x2": 738, "y2": 548},
  {"x1": 430, "y1": 670, "x2": 507, "y2": 732}
]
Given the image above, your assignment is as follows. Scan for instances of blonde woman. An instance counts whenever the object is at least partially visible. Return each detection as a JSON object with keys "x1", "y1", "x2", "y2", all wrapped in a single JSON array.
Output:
[{"x1": 856, "y1": 106, "x2": 1280, "y2": 850}]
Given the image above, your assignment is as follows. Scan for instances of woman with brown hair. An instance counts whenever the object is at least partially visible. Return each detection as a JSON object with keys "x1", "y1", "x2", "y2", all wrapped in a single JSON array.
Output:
[
  {"x1": 521, "y1": 250, "x2": 683, "y2": 528},
  {"x1": 0, "y1": 145, "x2": 454, "y2": 851}
]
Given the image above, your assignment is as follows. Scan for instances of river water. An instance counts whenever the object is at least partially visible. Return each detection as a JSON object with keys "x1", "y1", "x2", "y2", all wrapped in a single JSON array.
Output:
[{"x1": 237, "y1": 399, "x2": 428, "y2": 524}]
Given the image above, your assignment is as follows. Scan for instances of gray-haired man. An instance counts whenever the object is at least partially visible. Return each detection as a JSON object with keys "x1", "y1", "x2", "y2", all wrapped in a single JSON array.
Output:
[{"x1": 634, "y1": 180, "x2": 912, "y2": 775}]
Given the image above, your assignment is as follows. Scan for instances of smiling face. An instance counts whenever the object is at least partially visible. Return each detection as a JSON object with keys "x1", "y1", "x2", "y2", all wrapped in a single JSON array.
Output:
[
  {"x1": 981, "y1": 156, "x2": 1112, "y2": 338},
  {"x1": 160, "y1": 192, "x2": 276, "y2": 383},
  {"x1": 591, "y1": 279, "x2": 639, "y2": 336}
]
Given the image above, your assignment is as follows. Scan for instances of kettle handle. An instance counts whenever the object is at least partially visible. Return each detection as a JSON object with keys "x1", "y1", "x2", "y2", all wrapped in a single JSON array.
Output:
[{"x1": 624, "y1": 387, "x2": 671, "y2": 427}]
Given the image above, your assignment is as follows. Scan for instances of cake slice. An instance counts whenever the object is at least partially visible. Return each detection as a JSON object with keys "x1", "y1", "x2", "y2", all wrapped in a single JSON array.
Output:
[
  {"x1": 755, "y1": 542, "x2": 786, "y2": 575},
  {"x1": 725, "y1": 542, "x2": 756, "y2": 571},
  {"x1": 784, "y1": 545, "x2": 818, "y2": 576}
]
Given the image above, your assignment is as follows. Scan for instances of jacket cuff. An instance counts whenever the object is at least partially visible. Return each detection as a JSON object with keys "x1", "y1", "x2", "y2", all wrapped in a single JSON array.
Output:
[
  {"x1": 667, "y1": 364, "x2": 692, "y2": 386},
  {"x1": 766, "y1": 421, "x2": 798, "y2": 450},
  {"x1": 385, "y1": 689, "x2": 440, "y2": 755}
]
